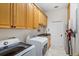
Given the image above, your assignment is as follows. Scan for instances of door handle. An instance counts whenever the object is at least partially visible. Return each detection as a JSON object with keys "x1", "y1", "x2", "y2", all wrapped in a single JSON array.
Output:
[
  {"x1": 11, "y1": 25, "x2": 14, "y2": 28},
  {"x1": 61, "y1": 34, "x2": 62, "y2": 37}
]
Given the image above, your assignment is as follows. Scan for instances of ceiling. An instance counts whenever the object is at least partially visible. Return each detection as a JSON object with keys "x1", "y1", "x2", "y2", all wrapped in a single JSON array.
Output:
[{"x1": 37, "y1": 3, "x2": 68, "y2": 12}]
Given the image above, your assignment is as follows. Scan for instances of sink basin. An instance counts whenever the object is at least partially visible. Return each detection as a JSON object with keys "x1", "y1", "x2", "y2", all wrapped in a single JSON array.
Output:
[{"x1": 0, "y1": 42, "x2": 31, "y2": 56}]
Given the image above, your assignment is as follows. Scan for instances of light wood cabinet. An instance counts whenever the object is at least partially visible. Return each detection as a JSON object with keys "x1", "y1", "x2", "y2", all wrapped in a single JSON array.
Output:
[
  {"x1": 13, "y1": 3, "x2": 27, "y2": 28},
  {"x1": 27, "y1": 4, "x2": 48, "y2": 29},
  {"x1": 45, "y1": 17, "x2": 48, "y2": 26},
  {"x1": 39, "y1": 10, "x2": 43, "y2": 25},
  {"x1": 42, "y1": 14, "x2": 46, "y2": 26},
  {"x1": 39, "y1": 10, "x2": 47, "y2": 27},
  {"x1": 0, "y1": 3, "x2": 27, "y2": 29},
  {"x1": 44, "y1": 15, "x2": 47, "y2": 26},
  {"x1": 0, "y1": 4, "x2": 11, "y2": 28},
  {"x1": 0, "y1": 3, "x2": 47, "y2": 29},
  {"x1": 33, "y1": 5, "x2": 39, "y2": 29},
  {"x1": 26, "y1": 3, "x2": 34, "y2": 29},
  {"x1": 42, "y1": 13, "x2": 47, "y2": 26}
]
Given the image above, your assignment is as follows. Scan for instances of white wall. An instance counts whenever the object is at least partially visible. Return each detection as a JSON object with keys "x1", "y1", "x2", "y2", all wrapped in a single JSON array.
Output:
[
  {"x1": 46, "y1": 7, "x2": 67, "y2": 29},
  {"x1": 70, "y1": 4, "x2": 77, "y2": 32},
  {"x1": 0, "y1": 27, "x2": 46, "y2": 43},
  {"x1": 70, "y1": 3, "x2": 78, "y2": 55},
  {"x1": 76, "y1": 3, "x2": 79, "y2": 55}
]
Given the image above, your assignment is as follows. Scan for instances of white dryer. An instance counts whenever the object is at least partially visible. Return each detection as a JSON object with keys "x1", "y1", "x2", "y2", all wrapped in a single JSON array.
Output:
[{"x1": 27, "y1": 37, "x2": 48, "y2": 56}]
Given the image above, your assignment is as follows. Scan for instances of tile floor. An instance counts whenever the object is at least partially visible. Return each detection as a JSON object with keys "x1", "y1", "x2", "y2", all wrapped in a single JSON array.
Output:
[{"x1": 45, "y1": 47, "x2": 68, "y2": 56}]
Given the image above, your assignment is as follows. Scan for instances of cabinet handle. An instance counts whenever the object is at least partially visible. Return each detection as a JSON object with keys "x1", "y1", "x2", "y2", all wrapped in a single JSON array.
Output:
[
  {"x1": 14, "y1": 26, "x2": 16, "y2": 28},
  {"x1": 11, "y1": 25, "x2": 14, "y2": 28},
  {"x1": 33, "y1": 27, "x2": 36, "y2": 29}
]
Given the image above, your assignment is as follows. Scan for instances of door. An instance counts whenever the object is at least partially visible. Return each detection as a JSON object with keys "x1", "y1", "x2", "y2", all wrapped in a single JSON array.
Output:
[
  {"x1": 0, "y1": 3, "x2": 11, "y2": 28},
  {"x1": 14, "y1": 3, "x2": 27, "y2": 28},
  {"x1": 49, "y1": 21, "x2": 65, "y2": 49}
]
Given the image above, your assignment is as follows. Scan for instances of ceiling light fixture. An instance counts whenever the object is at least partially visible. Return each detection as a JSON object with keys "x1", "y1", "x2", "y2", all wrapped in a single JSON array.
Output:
[{"x1": 54, "y1": 6, "x2": 59, "y2": 8}]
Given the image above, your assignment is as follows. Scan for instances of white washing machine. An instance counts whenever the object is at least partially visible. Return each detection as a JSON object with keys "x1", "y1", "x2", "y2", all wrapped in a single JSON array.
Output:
[
  {"x1": 26, "y1": 37, "x2": 48, "y2": 56},
  {"x1": 0, "y1": 37, "x2": 36, "y2": 56}
]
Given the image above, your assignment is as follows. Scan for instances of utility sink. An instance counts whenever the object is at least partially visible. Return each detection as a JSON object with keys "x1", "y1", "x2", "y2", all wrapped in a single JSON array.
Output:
[{"x1": 0, "y1": 42, "x2": 31, "y2": 56}]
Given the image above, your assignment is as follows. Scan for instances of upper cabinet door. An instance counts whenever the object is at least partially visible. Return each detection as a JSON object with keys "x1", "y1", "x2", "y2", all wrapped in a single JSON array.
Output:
[
  {"x1": 42, "y1": 14, "x2": 45, "y2": 25},
  {"x1": 13, "y1": 3, "x2": 27, "y2": 28},
  {"x1": 39, "y1": 10, "x2": 43, "y2": 25},
  {"x1": 26, "y1": 4, "x2": 34, "y2": 29},
  {"x1": 33, "y1": 5, "x2": 39, "y2": 29},
  {"x1": 0, "y1": 4, "x2": 11, "y2": 28},
  {"x1": 45, "y1": 16, "x2": 48, "y2": 26},
  {"x1": 39, "y1": 10, "x2": 47, "y2": 27},
  {"x1": 39, "y1": 11, "x2": 45, "y2": 26}
]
